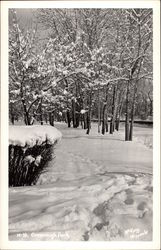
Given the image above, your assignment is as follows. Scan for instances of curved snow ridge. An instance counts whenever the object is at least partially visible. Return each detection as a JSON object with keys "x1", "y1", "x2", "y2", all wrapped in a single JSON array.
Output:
[{"x1": 9, "y1": 125, "x2": 62, "y2": 147}]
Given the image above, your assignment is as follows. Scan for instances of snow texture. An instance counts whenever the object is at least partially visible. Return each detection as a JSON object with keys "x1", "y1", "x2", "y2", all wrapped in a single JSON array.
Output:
[
  {"x1": 9, "y1": 123, "x2": 152, "y2": 241},
  {"x1": 80, "y1": 109, "x2": 87, "y2": 114},
  {"x1": 9, "y1": 125, "x2": 62, "y2": 147}
]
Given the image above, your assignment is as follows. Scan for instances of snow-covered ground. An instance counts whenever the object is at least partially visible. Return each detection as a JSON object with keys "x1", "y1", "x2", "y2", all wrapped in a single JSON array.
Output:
[{"x1": 9, "y1": 122, "x2": 153, "y2": 241}]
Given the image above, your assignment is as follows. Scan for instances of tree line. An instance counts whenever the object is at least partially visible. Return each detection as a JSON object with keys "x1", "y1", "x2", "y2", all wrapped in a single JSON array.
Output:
[{"x1": 9, "y1": 8, "x2": 153, "y2": 140}]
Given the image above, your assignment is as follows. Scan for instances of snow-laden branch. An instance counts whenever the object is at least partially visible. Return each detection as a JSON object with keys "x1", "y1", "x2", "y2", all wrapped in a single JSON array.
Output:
[
  {"x1": 9, "y1": 75, "x2": 18, "y2": 84},
  {"x1": 43, "y1": 69, "x2": 129, "y2": 94},
  {"x1": 140, "y1": 10, "x2": 153, "y2": 25},
  {"x1": 76, "y1": 72, "x2": 90, "y2": 82},
  {"x1": 106, "y1": 77, "x2": 129, "y2": 84},
  {"x1": 132, "y1": 9, "x2": 141, "y2": 18},
  {"x1": 132, "y1": 73, "x2": 153, "y2": 81},
  {"x1": 141, "y1": 31, "x2": 152, "y2": 42},
  {"x1": 125, "y1": 10, "x2": 139, "y2": 24},
  {"x1": 43, "y1": 72, "x2": 77, "y2": 92},
  {"x1": 76, "y1": 73, "x2": 129, "y2": 86}
]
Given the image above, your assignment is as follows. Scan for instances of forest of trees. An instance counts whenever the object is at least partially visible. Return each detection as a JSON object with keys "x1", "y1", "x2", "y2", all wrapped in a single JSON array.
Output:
[{"x1": 9, "y1": 8, "x2": 153, "y2": 140}]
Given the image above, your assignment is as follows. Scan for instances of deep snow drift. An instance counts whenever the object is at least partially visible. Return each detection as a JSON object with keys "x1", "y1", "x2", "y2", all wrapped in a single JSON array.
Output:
[{"x1": 9, "y1": 123, "x2": 153, "y2": 241}]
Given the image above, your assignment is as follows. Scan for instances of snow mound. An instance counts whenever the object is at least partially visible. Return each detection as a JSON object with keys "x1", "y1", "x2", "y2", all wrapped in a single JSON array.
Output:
[{"x1": 9, "y1": 125, "x2": 62, "y2": 147}]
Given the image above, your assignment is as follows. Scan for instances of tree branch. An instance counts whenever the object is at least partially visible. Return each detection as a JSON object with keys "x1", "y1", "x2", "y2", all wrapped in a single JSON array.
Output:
[
  {"x1": 43, "y1": 72, "x2": 78, "y2": 92},
  {"x1": 132, "y1": 73, "x2": 153, "y2": 81},
  {"x1": 28, "y1": 97, "x2": 40, "y2": 113}
]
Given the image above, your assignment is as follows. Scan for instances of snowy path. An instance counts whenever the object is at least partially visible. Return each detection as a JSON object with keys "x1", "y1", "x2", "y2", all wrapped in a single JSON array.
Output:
[{"x1": 9, "y1": 123, "x2": 153, "y2": 241}]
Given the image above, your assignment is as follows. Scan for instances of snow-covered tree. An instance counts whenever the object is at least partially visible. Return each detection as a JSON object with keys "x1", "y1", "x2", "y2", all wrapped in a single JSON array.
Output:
[
  {"x1": 9, "y1": 8, "x2": 153, "y2": 139},
  {"x1": 122, "y1": 9, "x2": 153, "y2": 140},
  {"x1": 9, "y1": 9, "x2": 42, "y2": 125}
]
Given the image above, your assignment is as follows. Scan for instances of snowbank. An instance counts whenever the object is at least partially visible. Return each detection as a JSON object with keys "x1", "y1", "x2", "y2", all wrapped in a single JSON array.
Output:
[
  {"x1": 9, "y1": 125, "x2": 62, "y2": 147},
  {"x1": 9, "y1": 125, "x2": 62, "y2": 187},
  {"x1": 133, "y1": 135, "x2": 153, "y2": 149}
]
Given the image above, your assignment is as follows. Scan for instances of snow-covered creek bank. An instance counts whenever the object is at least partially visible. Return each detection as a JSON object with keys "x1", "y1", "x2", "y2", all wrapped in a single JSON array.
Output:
[{"x1": 9, "y1": 123, "x2": 153, "y2": 241}]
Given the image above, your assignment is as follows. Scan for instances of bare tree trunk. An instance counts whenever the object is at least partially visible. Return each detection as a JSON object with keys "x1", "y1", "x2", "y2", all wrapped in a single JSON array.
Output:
[
  {"x1": 10, "y1": 103, "x2": 15, "y2": 125},
  {"x1": 39, "y1": 98, "x2": 43, "y2": 125},
  {"x1": 22, "y1": 100, "x2": 30, "y2": 125},
  {"x1": 148, "y1": 92, "x2": 153, "y2": 116},
  {"x1": 72, "y1": 98, "x2": 77, "y2": 128},
  {"x1": 86, "y1": 90, "x2": 92, "y2": 135},
  {"x1": 129, "y1": 100, "x2": 135, "y2": 141},
  {"x1": 125, "y1": 80, "x2": 130, "y2": 141},
  {"x1": 66, "y1": 109, "x2": 71, "y2": 128},
  {"x1": 106, "y1": 113, "x2": 108, "y2": 132},
  {"x1": 129, "y1": 56, "x2": 143, "y2": 140},
  {"x1": 104, "y1": 84, "x2": 110, "y2": 133},
  {"x1": 115, "y1": 104, "x2": 123, "y2": 131},
  {"x1": 115, "y1": 92, "x2": 124, "y2": 131},
  {"x1": 110, "y1": 85, "x2": 117, "y2": 134},
  {"x1": 102, "y1": 103, "x2": 107, "y2": 135},
  {"x1": 129, "y1": 81, "x2": 138, "y2": 141},
  {"x1": 83, "y1": 113, "x2": 88, "y2": 129},
  {"x1": 49, "y1": 112, "x2": 54, "y2": 126},
  {"x1": 86, "y1": 112, "x2": 90, "y2": 134},
  {"x1": 101, "y1": 84, "x2": 109, "y2": 135},
  {"x1": 11, "y1": 115, "x2": 15, "y2": 125},
  {"x1": 80, "y1": 114, "x2": 83, "y2": 128},
  {"x1": 20, "y1": 82, "x2": 31, "y2": 125},
  {"x1": 144, "y1": 98, "x2": 148, "y2": 119},
  {"x1": 75, "y1": 102, "x2": 80, "y2": 128},
  {"x1": 150, "y1": 100, "x2": 153, "y2": 116},
  {"x1": 98, "y1": 85, "x2": 101, "y2": 133},
  {"x1": 115, "y1": 117, "x2": 119, "y2": 131},
  {"x1": 76, "y1": 114, "x2": 80, "y2": 128},
  {"x1": 129, "y1": 15, "x2": 148, "y2": 141},
  {"x1": 44, "y1": 113, "x2": 48, "y2": 124}
]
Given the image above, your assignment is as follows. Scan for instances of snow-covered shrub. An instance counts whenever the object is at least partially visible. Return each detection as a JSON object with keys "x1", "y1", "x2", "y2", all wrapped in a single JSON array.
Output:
[{"x1": 9, "y1": 126, "x2": 62, "y2": 187}]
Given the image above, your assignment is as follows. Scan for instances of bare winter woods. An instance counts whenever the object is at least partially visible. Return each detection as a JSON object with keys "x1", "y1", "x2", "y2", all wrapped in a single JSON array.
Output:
[{"x1": 9, "y1": 9, "x2": 153, "y2": 141}]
